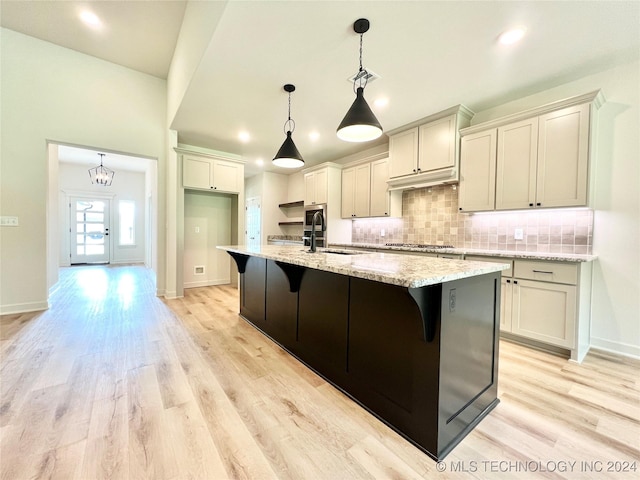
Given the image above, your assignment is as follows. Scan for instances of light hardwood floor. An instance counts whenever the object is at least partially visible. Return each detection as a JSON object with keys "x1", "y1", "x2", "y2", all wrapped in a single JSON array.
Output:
[{"x1": 1, "y1": 265, "x2": 638, "y2": 479}]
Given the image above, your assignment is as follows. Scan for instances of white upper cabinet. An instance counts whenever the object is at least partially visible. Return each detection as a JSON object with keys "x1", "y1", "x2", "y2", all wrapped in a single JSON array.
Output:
[
  {"x1": 418, "y1": 114, "x2": 457, "y2": 172},
  {"x1": 304, "y1": 168, "x2": 328, "y2": 206},
  {"x1": 536, "y1": 104, "x2": 590, "y2": 208},
  {"x1": 496, "y1": 117, "x2": 539, "y2": 210},
  {"x1": 388, "y1": 128, "x2": 419, "y2": 178},
  {"x1": 459, "y1": 91, "x2": 602, "y2": 212},
  {"x1": 387, "y1": 106, "x2": 473, "y2": 190},
  {"x1": 370, "y1": 159, "x2": 392, "y2": 217},
  {"x1": 458, "y1": 129, "x2": 497, "y2": 212},
  {"x1": 341, "y1": 163, "x2": 371, "y2": 218},
  {"x1": 183, "y1": 155, "x2": 242, "y2": 193}
]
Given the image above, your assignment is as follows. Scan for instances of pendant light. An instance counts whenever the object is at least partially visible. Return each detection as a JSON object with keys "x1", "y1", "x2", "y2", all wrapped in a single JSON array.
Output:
[
  {"x1": 337, "y1": 18, "x2": 383, "y2": 143},
  {"x1": 273, "y1": 84, "x2": 305, "y2": 168},
  {"x1": 88, "y1": 153, "x2": 115, "y2": 186}
]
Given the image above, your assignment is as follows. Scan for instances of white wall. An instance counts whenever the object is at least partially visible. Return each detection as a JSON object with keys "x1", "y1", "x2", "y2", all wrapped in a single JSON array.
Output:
[
  {"x1": 183, "y1": 191, "x2": 231, "y2": 288},
  {"x1": 470, "y1": 59, "x2": 640, "y2": 357},
  {"x1": 58, "y1": 162, "x2": 146, "y2": 265},
  {"x1": 0, "y1": 28, "x2": 167, "y2": 314}
]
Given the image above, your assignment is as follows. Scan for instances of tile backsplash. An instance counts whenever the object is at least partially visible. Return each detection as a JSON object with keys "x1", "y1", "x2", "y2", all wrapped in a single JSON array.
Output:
[{"x1": 351, "y1": 185, "x2": 593, "y2": 254}]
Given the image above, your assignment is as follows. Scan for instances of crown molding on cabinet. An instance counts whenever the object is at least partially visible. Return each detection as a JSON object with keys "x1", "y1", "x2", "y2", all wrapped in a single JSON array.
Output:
[
  {"x1": 386, "y1": 104, "x2": 475, "y2": 137},
  {"x1": 300, "y1": 162, "x2": 343, "y2": 174},
  {"x1": 174, "y1": 145, "x2": 245, "y2": 164},
  {"x1": 460, "y1": 90, "x2": 605, "y2": 137}
]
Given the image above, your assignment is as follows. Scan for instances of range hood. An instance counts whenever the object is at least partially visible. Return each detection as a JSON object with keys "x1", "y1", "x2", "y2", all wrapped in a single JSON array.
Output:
[{"x1": 387, "y1": 167, "x2": 458, "y2": 191}]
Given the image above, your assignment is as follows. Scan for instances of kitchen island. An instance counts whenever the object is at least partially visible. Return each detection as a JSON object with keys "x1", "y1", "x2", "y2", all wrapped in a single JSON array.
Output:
[{"x1": 219, "y1": 245, "x2": 509, "y2": 460}]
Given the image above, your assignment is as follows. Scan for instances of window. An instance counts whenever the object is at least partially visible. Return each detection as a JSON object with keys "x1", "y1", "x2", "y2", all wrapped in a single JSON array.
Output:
[{"x1": 118, "y1": 200, "x2": 135, "y2": 246}]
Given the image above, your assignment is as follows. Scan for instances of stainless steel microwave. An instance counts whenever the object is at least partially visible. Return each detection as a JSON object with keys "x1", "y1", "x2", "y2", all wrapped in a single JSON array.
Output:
[{"x1": 303, "y1": 204, "x2": 326, "y2": 230}]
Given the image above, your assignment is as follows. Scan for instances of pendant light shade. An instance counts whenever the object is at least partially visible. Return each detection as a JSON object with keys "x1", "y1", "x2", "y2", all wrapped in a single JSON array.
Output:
[
  {"x1": 88, "y1": 153, "x2": 115, "y2": 186},
  {"x1": 273, "y1": 84, "x2": 304, "y2": 169},
  {"x1": 273, "y1": 131, "x2": 304, "y2": 168},
  {"x1": 337, "y1": 87, "x2": 383, "y2": 142},
  {"x1": 337, "y1": 18, "x2": 383, "y2": 143}
]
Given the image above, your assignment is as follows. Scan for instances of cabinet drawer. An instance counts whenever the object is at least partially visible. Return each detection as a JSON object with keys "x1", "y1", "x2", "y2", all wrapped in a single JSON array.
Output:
[
  {"x1": 514, "y1": 260, "x2": 577, "y2": 285},
  {"x1": 465, "y1": 255, "x2": 513, "y2": 277}
]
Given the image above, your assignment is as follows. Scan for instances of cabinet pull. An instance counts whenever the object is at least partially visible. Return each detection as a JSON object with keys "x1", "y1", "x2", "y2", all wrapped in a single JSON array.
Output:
[
  {"x1": 529, "y1": 203, "x2": 533, "y2": 207},
  {"x1": 533, "y1": 270, "x2": 554, "y2": 274},
  {"x1": 513, "y1": 280, "x2": 518, "y2": 284},
  {"x1": 536, "y1": 202, "x2": 541, "y2": 206},
  {"x1": 506, "y1": 279, "x2": 511, "y2": 284}
]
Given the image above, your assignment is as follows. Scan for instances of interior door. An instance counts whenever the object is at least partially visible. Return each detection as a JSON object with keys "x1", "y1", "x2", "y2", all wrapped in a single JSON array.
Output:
[
  {"x1": 245, "y1": 196, "x2": 261, "y2": 248},
  {"x1": 70, "y1": 198, "x2": 110, "y2": 264}
]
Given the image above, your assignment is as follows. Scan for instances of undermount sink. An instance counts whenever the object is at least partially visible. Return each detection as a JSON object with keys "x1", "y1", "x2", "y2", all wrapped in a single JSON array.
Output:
[
  {"x1": 320, "y1": 249, "x2": 362, "y2": 255},
  {"x1": 302, "y1": 248, "x2": 362, "y2": 255}
]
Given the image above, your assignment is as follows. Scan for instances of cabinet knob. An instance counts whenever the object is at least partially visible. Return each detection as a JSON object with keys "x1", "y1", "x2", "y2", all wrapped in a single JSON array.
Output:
[
  {"x1": 529, "y1": 203, "x2": 534, "y2": 207},
  {"x1": 514, "y1": 280, "x2": 518, "y2": 285},
  {"x1": 385, "y1": 212, "x2": 388, "y2": 215},
  {"x1": 536, "y1": 202, "x2": 541, "y2": 206},
  {"x1": 413, "y1": 169, "x2": 416, "y2": 173},
  {"x1": 417, "y1": 168, "x2": 421, "y2": 172},
  {"x1": 459, "y1": 207, "x2": 462, "y2": 211},
  {"x1": 506, "y1": 279, "x2": 511, "y2": 284},
  {"x1": 210, "y1": 186, "x2": 214, "y2": 189}
]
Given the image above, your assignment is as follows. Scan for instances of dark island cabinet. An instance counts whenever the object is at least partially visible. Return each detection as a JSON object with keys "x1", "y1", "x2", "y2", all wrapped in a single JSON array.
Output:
[
  {"x1": 297, "y1": 269, "x2": 350, "y2": 389},
  {"x1": 229, "y1": 251, "x2": 501, "y2": 460}
]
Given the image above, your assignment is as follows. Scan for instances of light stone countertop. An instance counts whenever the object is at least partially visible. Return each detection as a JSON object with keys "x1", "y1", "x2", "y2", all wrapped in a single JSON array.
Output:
[
  {"x1": 329, "y1": 242, "x2": 598, "y2": 263},
  {"x1": 217, "y1": 245, "x2": 509, "y2": 289}
]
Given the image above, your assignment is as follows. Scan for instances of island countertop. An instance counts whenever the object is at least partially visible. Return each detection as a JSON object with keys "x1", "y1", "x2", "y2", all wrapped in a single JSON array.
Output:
[{"x1": 217, "y1": 245, "x2": 509, "y2": 288}]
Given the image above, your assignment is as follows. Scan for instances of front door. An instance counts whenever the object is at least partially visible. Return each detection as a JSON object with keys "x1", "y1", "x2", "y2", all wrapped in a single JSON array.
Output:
[{"x1": 70, "y1": 198, "x2": 110, "y2": 264}]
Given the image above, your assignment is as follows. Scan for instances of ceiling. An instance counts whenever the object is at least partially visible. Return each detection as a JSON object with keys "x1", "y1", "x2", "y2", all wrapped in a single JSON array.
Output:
[
  {"x1": 2, "y1": 1, "x2": 639, "y2": 177},
  {"x1": 57, "y1": 144, "x2": 153, "y2": 174}
]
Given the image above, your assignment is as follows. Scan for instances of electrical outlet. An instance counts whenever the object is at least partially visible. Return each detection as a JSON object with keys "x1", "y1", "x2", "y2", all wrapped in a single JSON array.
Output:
[
  {"x1": 514, "y1": 228, "x2": 524, "y2": 240},
  {"x1": 380, "y1": 229, "x2": 385, "y2": 237},
  {"x1": 0, "y1": 216, "x2": 19, "y2": 227}
]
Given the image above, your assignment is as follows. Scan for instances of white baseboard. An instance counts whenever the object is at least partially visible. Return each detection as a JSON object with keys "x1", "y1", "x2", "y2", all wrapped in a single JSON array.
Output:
[
  {"x1": 184, "y1": 279, "x2": 230, "y2": 289},
  {"x1": 0, "y1": 301, "x2": 49, "y2": 315},
  {"x1": 590, "y1": 336, "x2": 640, "y2": 360}
]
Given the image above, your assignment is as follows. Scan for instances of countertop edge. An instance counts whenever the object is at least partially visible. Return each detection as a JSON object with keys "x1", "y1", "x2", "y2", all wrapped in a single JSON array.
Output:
[{"x1": 217, "y1": 245, "x2": 509, "y2": 288}]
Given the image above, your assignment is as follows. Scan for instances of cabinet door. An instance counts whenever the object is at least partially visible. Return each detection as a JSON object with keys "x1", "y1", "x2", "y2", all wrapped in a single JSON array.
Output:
[
  {"x1": 389, "y1": 127, "x2": 419, "y2": 178},
  {"x1": 314, "y1": 168, "x2": 328, "y2": 204},
  {"x1": 496, "y1": 118, "x2": 538, "y2": 210},
  {"x1": 370, "y1": 159, "x2": 390, "y2": 217},
  {"x1": 458, "y1": 129, "x2": 497, "y2": 212},
  {"x1": 500, "y1": 278, "x2": 513, "y2": 332},
  {"x1": 511, "y1": 279, "x2": 576, "y2": 348},
  {"x1": 304, "y1": 173, "x2": 316, "y2": 205},
  {"x1": 212, "y1": 159, "x2": 240, "y2": 192},
  {"x1": 183, "y1": 155, "x2": 212, "y2": 190},
  {"x1": 341, "y1": 167, "x2": 356, "y2": 218},
  {"x1": 418, "y1": 114, "x2": 456, "y2": 172},
  {"x1": 353, "y1": 163, "x2": 371, "y2": 217},
  {"x1": 536, "y1": 104, "x2": 590, "y2": 208}
]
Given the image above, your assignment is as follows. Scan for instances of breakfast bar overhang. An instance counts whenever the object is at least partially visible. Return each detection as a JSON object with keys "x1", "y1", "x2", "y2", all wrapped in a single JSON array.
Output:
[{"x1": 219, "y1": 245, "x2": 509, "y2": 461}]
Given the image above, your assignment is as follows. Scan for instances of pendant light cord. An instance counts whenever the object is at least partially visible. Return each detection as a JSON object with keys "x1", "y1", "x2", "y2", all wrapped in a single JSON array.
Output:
[
  {"x1": 284, "y1": 90, "x2": 295, "y2": 134},
  {"x1": 354, "y1": 32, "x2": 369, "y2": 92}
]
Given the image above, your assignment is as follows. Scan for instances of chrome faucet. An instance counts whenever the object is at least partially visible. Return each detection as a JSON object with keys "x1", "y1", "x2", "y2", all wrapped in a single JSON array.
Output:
[{"x1": 308, "y1": 210, "x2": 326, "y2": 253}]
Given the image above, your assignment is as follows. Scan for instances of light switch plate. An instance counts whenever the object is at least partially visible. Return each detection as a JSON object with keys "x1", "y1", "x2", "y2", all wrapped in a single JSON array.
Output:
[{"x1": 0, "y1": 216, "x2": 19, "y2": 227}]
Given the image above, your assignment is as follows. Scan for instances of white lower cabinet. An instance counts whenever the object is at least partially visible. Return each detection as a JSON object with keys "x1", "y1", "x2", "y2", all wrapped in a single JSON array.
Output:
[
  {"x1": 511, "y1": 279, "x2": 576, "y2": 349},
  {"x1": 465, "y1": 255, "x2": 590, "y2": 361}
]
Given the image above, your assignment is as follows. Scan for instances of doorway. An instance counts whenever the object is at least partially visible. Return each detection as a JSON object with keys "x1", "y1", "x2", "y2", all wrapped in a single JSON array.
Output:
[
  {"x1": 245, "y1": 196, "x2": 261, "y2": 248},
  {"x1": 69, "y1": 197, "x2": 110, "y2": 264}
]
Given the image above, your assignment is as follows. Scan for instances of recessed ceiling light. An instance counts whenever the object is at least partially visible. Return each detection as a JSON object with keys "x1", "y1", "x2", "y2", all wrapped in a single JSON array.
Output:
[
  {"x1": 499, "y1": 27, "x2": 526, "y2": 45},
  {"x1": 238, "y1": 131, "x2": 250, "y2": 142},
  {"x1": 374, "y1": 97, "x2": 389, "y2": 108},
  {"x1": 80, "y1": 11, "x2": 102, "y2": 28},
  {"x1": 309, "y1": 131, "x2": 320, "y2": 141},
  {"x1": 255, "y1": 158, "x2": 264, "y2": 166}
]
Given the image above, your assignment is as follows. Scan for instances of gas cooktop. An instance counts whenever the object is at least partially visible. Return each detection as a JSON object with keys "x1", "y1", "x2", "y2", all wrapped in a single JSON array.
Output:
[{"x1": 385, "y1": 243, "x2": 455, "y2": 249}]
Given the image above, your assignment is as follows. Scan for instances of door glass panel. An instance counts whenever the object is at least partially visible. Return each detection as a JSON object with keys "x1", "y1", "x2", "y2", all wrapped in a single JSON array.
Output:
[
  {"x1": 85, "y1": 212, "x2": 104, "y2": 222},
  {"x1": 86, "y1": 245, "x2": 104, "y2": 255},
  {"x1": 77, "y1": 246, "x2": 85, "y2": 255}
]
